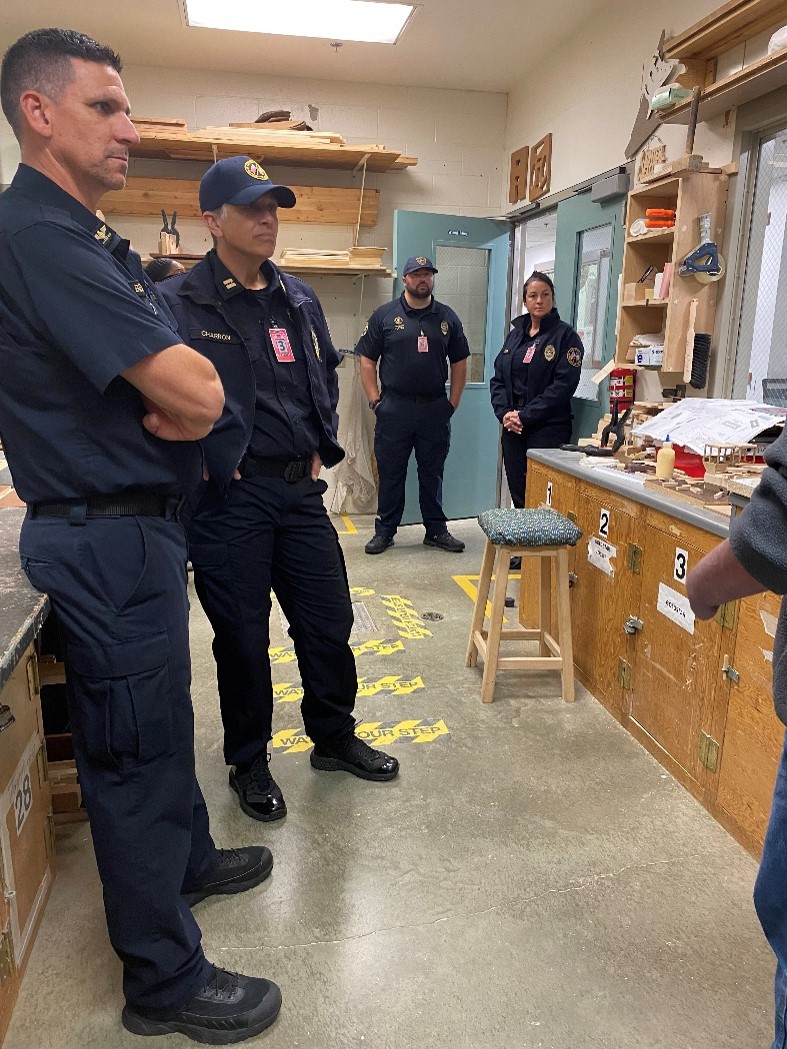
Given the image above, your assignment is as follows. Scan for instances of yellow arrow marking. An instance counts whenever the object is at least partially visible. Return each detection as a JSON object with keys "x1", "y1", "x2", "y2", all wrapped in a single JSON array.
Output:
[
  {"x1": 350, "y1": 586, "x2": 375, "y2": 598},
  {"x1": 272, "y1": 719, "x2": 450, "y2": 754},
  {"x1": 270, "y1": 729, "x2": 313, "y2": 753},
  {"x1": 380, "y1": 594, "x2": 433, "y2": 640},
  {"x1": 272, "y1": 638, "x2": 404, "y2": 665},
  {"x1": 408, "y1": 719, "x2": 450, "y2": 743},
  {"x1": 274, "y1": 676, "x2": 424, "y2": 704},
  {"x1": 272, "y1": 683, "x2": 303, "y2": 704},
  {"x1": 269, "y1": 646, "x2": 298, "y2": 665}
]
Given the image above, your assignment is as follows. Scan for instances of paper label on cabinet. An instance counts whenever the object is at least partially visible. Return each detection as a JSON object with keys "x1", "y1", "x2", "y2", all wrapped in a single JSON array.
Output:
[
  {"x1": 588, "y1": 536, "x2": 616, "y2": 577},
  {"x1": 657, "y1": 582, "x2": 695, "y2": 634}
]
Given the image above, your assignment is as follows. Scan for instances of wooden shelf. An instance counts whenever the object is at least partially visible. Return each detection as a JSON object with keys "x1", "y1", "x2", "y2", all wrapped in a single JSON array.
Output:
[
  {"x1": 130, "y1": 129, "x2": 417, "y2": 172},
  {"x1": 663, "y1": 0, "x2": 787, "y2": 60},
  {"x1": 146, "y1": 254, "x2": 393, "y2": 278},
  {"x1": 626, "y1": 228, "x2": 675, "y2": 244},
  {"x1": 620, "y1": 300, "x2": 669, "y2": 308},
  {"x1": 103, "y1": 177, "x2": 380, "y2": 226},
  {"x1": 659, "y1": 47, "x2": 787, "y2": 124}
]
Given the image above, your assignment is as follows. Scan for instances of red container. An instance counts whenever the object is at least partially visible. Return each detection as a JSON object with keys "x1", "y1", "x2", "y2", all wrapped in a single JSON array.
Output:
[
  {"x1": 609, "y1": 367, "x2": 636, "y2": 412},
  {"x1": 673, "y1": 444, "x2": 705, "y2": 477}
]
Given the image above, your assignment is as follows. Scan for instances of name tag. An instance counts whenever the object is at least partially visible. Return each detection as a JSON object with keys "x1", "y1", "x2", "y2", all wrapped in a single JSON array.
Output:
[
  {"x1": 270, "y1": 328, "x2": 295, "y2": 363},
  {"x1": 417, "y1": 335, "x2": 429, "y2": 354},
  {"x1": 523, "y1": 344, "x2": 536, "y2": 364}
]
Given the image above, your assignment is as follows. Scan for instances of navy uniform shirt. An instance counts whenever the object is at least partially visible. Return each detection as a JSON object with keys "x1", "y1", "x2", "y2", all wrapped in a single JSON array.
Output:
[
  {"x1": 355, "y1": 293, "x2": 469, "y2": 397},
  {"x1": 0, "y1": 165, "x2": 200, "y2": 502},
  {"x1": 209, "y1": 255, "x2": 320, "y2": 461}
]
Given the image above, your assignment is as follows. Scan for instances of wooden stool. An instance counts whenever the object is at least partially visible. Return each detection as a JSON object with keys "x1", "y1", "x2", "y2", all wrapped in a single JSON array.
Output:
[{"x1": 466, "y1": 508, "x2": 582, "y2": 704}]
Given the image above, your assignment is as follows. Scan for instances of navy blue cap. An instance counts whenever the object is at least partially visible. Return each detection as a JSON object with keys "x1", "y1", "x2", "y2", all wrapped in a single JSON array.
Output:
[
  {"x1": 199, "y1": 156, "x2": 297, "y2": 212},
  {"x1": 403, "y1": 256, "x2": 438, "y2": 276}
]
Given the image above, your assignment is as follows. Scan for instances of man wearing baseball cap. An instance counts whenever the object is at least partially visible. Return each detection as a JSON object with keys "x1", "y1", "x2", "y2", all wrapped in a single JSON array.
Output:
[
  {"x1": 159, "y1": 157, "x2": 399, "y2": 826},
  {"x1": 355, "y1": 256, "x2": 470, "y2": 554}
]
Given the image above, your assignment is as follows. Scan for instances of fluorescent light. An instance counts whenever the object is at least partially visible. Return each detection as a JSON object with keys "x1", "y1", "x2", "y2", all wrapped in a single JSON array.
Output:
[{"x1": 184, "y1": 0, "x2": 417, "y2": 44}]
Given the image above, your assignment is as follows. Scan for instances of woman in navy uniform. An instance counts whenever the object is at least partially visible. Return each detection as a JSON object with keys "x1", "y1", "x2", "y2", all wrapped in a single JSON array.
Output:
[
  {"x1": 0, "y1": 29, "x2": 280, "y2": 1044},
  {"x1": 490, "y1": 271, "x2": 584, "y2": 508}
]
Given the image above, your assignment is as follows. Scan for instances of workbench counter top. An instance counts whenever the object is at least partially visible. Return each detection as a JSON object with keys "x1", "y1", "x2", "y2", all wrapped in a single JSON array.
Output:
[
  {"x1": 527, "y1": 449, "x2": 731, "y2": 539},
  {"x1": 0, "y1": 510, "x2": 48, "y2": 692}
]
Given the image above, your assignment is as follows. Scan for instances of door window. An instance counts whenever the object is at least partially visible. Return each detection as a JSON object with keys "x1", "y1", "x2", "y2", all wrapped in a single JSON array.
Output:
[
  {"x1": 573, "y1": 224, "x2": 611, "y2": 401},
  {"x1": 434, "y1": 244, "x2": 489, "y2": 383}
]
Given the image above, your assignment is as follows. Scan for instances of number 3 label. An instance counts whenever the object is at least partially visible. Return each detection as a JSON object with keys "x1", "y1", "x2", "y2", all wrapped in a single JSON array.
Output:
[
  {"x1": 14, "y1": 771, "x2": 33, "y2": 835},
  {"x1": 674, "y1": 548, "x2": 688, "y2": 583}
]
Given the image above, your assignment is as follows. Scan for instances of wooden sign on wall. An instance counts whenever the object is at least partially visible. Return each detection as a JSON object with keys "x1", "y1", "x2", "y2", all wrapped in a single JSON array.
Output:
[
  {"x1": 529, "y1": 133, "x2": 553, "y2": 202},
  {"x1": 508, "y1": 146, "x2": 530, "y2": 204}
]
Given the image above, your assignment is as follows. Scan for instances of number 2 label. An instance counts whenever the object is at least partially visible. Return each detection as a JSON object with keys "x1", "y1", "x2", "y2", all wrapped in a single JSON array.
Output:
[{"x1": 599, "y1": 509, "x2": 610, "y2": 538}]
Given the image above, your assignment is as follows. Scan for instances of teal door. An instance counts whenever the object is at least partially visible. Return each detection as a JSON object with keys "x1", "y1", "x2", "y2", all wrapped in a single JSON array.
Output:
[
  {"x1": 553, "y1": 191, "x2": 625, "y2": 441},
  {"x1": 393, "y1": 210, "x2": 510, "y2": 523}
]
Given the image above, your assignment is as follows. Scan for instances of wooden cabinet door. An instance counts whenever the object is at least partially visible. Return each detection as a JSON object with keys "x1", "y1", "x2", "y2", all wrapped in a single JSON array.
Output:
[
  {"x1": 627, "y1": 512, "x2": 722, "y2": 795},
  {"x1": 522, "y1": 465, "x2": 577, "y2": 630},
  {"x1": 569, "y1": 481, "x2": 641, "y2": 720},
  {"x1": 713, "y1": 590, "x2": 785, "y2": 855}
]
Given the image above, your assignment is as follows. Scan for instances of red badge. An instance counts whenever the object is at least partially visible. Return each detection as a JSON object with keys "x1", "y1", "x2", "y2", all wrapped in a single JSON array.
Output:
[
  {"x1": 269, "y1": 328, "x2": 294, "y2": 363},
  {"x1": 523, "y1": 344, "x2": 536, "y2": 364},
  {"x1": 417, "y1": 335, "x2": 429, "y2": 354}
]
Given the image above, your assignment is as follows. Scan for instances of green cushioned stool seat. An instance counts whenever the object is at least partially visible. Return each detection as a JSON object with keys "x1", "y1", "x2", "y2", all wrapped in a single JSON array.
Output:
[{"x1": 477, "y1": 507, "x2": 582, "y2": 548}]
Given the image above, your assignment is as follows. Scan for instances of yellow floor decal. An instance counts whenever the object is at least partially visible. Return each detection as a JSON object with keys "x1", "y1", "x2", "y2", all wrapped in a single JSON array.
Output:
[
  {"x1": 272, "y1": 718, "x2": 450, "y2": 754},
  {"x1": 453, "y1": 574, "x2": 517, "y2": 623},
  {"x1": 380, "y1": 594, "x2": 433, "y2": 640},
  {"x1": 274, "y1": 675, "x2": 425, "y2": 704},
  {"x1": 270, "y1": 638, "x2": 404, "y2": 665},
  {"x1": 334, "y1": 514, "x2": 358, "y2": 535}
]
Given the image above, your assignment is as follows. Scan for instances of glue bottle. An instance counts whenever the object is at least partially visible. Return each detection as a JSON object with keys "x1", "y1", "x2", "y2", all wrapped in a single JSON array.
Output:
[{"x1": 656, "y1": 435, "x2": 676, "y2": 480}]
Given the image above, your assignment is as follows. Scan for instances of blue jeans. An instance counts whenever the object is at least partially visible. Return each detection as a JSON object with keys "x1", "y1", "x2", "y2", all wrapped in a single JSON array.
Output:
[{"x1": 755, "y1": 728, "x2": 787, "y2": 1048}]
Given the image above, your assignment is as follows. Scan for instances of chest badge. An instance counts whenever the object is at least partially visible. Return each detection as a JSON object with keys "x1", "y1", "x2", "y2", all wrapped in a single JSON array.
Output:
[
  {"x1": 311, "y1": 328, "x2": 321, "y2": 361},
  {"x1": 543, "y1": 344, "x2": 556, "y2": 362},
  {"x1": 566, "y1": 346, "x2": 583, "y2": 368},
  {"x1": 440, "y1": 320, "x2": 449, "y2": 335},
  {"x1": 394, "y1": 316, "x2": 405, "y2": 331}
]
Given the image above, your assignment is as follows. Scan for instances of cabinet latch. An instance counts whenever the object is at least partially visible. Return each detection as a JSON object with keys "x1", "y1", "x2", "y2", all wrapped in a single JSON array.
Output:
[
  {"x1": 568, "y1": 572, "x2": 578, "y2": 588},
  {"x1": 714, "y1": 602, "x2": 737, "y2": 630},
  {"x1": 699, "y1": 731, "x2": 720, "y2": 772},
  {"x1": 627, "y1": 543, "x2": 643, "y2": 574},
  {"x1": 25, "y1": 655, "x2": 39, "y2": 697},
  {"x1": 623, "y1": 615, "x2": 644, "y2": 635},
  {"x1": 721, "y1": 654, "x2": 740, "y2": 685},
  {"x1": 617, "y1": 658, "x2": 632, "y2": 689}
]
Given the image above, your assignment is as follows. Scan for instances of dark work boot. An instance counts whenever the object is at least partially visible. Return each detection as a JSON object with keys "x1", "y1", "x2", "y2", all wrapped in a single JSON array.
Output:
[
  {"x1": 229, "y1": 753, "x2": 286, "y2": 822},
  {"x1": 365, "y1": 534, "x2": 394, "y2": 554},
  {"x1": 182, "y1": 847, "x2": 273, "y2": 907},
  {"x1": 121, "y1": 966, "x2": 281, "y2": 1044},
  {"x1": 311, "y1": 732, "x2": 399, "y2": 781},
  {"x1": 423, "y1": 531, "x2": 465, "y2": 552}
]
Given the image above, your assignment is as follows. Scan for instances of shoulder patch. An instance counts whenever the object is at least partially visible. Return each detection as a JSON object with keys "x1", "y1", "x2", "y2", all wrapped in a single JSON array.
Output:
[
  {"x1": 394, "y1": 316, "x2": 406, "y2": 331},
  {"x1": 441, "y1": 320, "x2": 449, "y2": 336},
  {"x1": 566, "y1": 346, "x2": 583, "y2": 368}
]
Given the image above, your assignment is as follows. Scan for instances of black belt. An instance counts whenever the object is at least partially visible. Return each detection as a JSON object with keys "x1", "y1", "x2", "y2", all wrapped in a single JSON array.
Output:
[
  {"x1": 387, "y1": 390, "x2": 445, "y2": 403},
  {"x1": 239, "y1": 455, "x2": 310, "y2": 483},
  {"x1": 28, "y1": 493, "x2": 185, "y2": 522}
]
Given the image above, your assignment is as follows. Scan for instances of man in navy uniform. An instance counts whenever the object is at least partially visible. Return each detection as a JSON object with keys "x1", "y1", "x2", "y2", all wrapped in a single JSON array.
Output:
[
  {"x1": 356, "y1": 257, "x2": 469, "y2": 554},
  {"x1": 0, "y1": 29, "x2": 280, "y2": 1043},
  {"x1": 158, "y1": 157, "x2": 399, "y2": 826}
]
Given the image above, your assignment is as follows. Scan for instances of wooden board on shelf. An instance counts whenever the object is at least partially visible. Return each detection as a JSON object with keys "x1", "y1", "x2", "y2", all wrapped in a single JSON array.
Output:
[
  {"x1": 659, "y1": 48, "x2": 787, "y2": 125},
  {"x1": 103, "y1": 178, "x2": 380, "y2": 226},
  {"x1": 144, "y1": 253, "x2": 394, "y2": 278},
  {"x1": 663, "y1": 0, "x2": 787, "y2": 60},
  {"x1": 130, "y1": 129, "x2": 412, "y2": 172}
]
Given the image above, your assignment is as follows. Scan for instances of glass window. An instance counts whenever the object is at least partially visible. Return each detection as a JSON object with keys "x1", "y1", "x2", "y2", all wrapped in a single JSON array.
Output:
[
  {"x1": 434, "y1": 244, "x2": 489, "y2": 383},
  {"x1": 733, "y1": 127, "x2": 787, "y2": 403},
  {"x1": 573, "y1": 224, "x2": 611, "y2": 401}
]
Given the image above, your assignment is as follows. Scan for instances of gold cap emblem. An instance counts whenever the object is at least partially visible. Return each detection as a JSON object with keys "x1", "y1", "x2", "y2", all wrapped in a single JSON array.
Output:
[
  {"x1": 416, "y1": 256, "x2": 427, "y2": 266},
  {"x1": 244, "y1": 160, "x2": 269, "y2": 181}
]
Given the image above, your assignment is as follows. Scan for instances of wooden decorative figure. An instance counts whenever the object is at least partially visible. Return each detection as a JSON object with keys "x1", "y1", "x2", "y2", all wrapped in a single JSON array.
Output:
[
  {"x1": 637, "y1": 143, "x2": 667, "y2": 183},
  {"x1": 625, "y1": 31, "x2": 677, "y2": 160},
  {"x1": 508, "y1": 146, "x2": 530, "y2": 205},
  {"x1": 528, "y1": 134, "x2": 552, "y2": 202}
]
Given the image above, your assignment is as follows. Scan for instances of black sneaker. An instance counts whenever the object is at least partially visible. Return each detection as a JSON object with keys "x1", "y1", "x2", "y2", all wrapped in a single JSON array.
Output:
[
  {"x1": 365, "y1": 534, "x2": 394, "y2": 555},
  {"x1": 229, "y1": 753, "x2": 286, "y2": 822},
  {"x1": 311, "y1": 733, "x2": 399, "y2": 781},
  {"x1": 423, "y1": 531, "x2": 465, "y2": 553},
  {"x1": 122, "y1": 966, "x2": 281, "y2": 1044},
  {"x1": 182, "y1": 847, "x2": 273, "y2": 907}
]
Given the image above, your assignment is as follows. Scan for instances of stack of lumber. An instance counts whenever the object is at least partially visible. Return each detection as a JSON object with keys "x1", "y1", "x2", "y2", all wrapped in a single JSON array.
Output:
[
  {"x1": 279, "y1": 247, "x2": 390, "y2": 274},
  {"x1": 49, "y1": 760, "x2": 87, "y2": 823}
]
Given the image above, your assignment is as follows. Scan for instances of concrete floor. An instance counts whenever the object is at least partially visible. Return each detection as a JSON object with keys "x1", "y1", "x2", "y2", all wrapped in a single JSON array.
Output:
[{"x1": 6, "y1": 515, "x2": 776, "y2": 1048}]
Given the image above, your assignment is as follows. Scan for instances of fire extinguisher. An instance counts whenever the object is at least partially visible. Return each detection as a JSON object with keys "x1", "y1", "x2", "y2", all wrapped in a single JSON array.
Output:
[{"x1": 609, "y1": 368, "x2": 636, "y2": 413}]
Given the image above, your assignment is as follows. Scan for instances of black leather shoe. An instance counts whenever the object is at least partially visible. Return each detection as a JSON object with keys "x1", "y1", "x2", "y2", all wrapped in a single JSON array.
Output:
[
  {"x1": 122, "y1": 966, "x2": 282, "y2": 1044},
  {"x1": 182, "y1": 847, "x2": 273, "y2": 907},
  {"x1": 311, "y1": 733, "x2": 399, "y2": 781},
  {"x1": 365, "y1": 534, "x2": 394, "y2": 554},
  {"x1": 423, "y1": 531, "x2": 465, "y2": 553},
  {"x1": 229, "y1": 753, "x2": 287, "y2": 822}
]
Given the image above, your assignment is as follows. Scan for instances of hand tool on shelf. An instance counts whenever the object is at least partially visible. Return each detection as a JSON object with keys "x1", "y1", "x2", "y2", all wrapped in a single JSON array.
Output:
[{"x1": 600, "y1": 402, "x2": 633, "y2": 452}]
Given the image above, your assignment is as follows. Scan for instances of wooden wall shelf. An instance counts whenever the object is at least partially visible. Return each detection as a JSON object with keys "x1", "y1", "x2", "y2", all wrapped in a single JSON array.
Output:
[
  {"x1": 659, "y1": 48, "x2": 787, "y2": 125},
  {"x1": 103, "y1": 177, "x2": 380, "y2": 227},
  {"x1": 130, "y1": 129, "x2": 417, "y2": 172},
  {"x1": 147, "y1": 253, "x2": 393, "y2": 278},
  {"x1": 663, "y1": 0, "x2": 787, "y2": 60}
]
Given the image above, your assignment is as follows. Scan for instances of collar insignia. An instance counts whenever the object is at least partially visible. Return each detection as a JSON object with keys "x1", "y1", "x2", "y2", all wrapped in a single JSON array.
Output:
[
  {"x1": 94, "y1": 224, "x2": 112, "y2": 245},
  {"x1": 222, "y1": 278, "x2": 237, "y2": 290},
  {"x1": 311, "y1": 328, "x2": 321, "y2": 360}
]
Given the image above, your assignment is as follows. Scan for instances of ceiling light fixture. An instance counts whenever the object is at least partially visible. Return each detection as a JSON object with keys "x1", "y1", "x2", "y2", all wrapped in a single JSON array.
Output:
[{"x1": 183, "y1": 0, "x2": 417, "y2": 44}]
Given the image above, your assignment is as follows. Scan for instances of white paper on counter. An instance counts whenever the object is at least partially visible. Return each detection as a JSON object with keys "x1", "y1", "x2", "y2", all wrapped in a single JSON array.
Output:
[
  {"x1": 657, "y1": 582, "x2": 695, "y2": 634},
  {"x1": 588, "y1": 536, "x2": 616, "y2": 577},
  {"x1": 633, "y1": 399, "x2": 786, "y2": 454}
]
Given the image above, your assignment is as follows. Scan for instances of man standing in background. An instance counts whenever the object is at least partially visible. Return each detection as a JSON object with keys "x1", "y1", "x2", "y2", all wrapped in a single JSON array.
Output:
[{"x1": 356, "y1": 256, "x2": 469, "y2": 554}]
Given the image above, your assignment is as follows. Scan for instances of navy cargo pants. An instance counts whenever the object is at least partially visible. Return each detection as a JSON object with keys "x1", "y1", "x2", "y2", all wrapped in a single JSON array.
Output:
[
  {"x1": 186, "y1": 473, "x2": 357, "y2": 768},
  {"x1": 20, "y1": 513, "x2": 216, "y2": 1011},
  {"x1": 373, "y1": 391, "x2": 453, "y2": 538}
]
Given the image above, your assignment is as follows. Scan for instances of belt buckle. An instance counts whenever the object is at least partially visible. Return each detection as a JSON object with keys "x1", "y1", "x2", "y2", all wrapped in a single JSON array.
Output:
[{"x1": 283, "y1": 460, "x2": 304, "y2": 484}]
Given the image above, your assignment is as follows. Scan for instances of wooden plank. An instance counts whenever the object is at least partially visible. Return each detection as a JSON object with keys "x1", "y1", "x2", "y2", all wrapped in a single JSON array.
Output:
[
  {"x1": 659, "y1": 48, "x2": 787, "y2": 125},
  {"x1": 130, "y1": 130, "x2": 410, "y2": 172},
  {"x1": 103, "y1": 178, "x2": 380, "y2": 227},
  {"x1": 664, "y1": 0, "x2": 787, "y2": 60}
]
